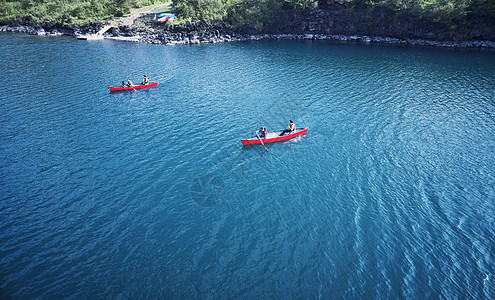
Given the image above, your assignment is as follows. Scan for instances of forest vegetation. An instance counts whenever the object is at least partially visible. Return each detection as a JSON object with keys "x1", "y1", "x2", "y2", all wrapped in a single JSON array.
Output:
[
  {"x1": 173, "y1": 0, "x2": 495, "y2": 31},
  {"x1": 1, "y1": 0, "x2": 494, "y2": 30},
  {"x1": 0, "y1": 0, "x2": 165, "y2": 24}
]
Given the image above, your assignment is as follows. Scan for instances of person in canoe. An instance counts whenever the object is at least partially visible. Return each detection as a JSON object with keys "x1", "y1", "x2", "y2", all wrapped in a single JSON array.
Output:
[
  {"x1": 126, "y1": 78, "x2": 134, "y2": 87},
  {"x1": 121, "y1": 81, "x2": 126, "y2": 87},
  {"x1": 279, "y1": 120, "x2": 296, "y2": 136},
  {"x1": 142, "y1": 75, "x2": 149, "y2": 85},
  {"x1": 257, "y1": 127, "x2": 267, "y2": 139}
]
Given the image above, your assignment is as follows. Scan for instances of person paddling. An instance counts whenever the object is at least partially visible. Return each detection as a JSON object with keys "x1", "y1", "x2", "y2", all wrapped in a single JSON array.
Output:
[
  {"x1": 126, "y1": 78, "x2": 134, "y2": 87},
  {"x1": 142, "y1": 75, "x2": 149, "y2": 85},
  {"x1": 279, "y1": 120, "x2": 295, "y2": 136},
  {"x1": 121, "y1": 81, "x2": 126, "y2": 87},
  {"x1": 257, "y1": 127, "x2": 267, "y2": 139}
]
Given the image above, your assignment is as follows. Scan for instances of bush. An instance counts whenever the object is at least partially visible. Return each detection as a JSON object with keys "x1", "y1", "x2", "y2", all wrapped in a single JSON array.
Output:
[
  {"x1": 173, "y1": 0, "x2": 315, "y2": 31},
  {"x1": 0, "y1": 0, "x2": 169, "y2": 25}
]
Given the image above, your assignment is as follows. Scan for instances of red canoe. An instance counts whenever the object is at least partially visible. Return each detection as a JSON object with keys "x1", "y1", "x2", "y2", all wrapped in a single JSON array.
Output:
[
  {"x1": 108, "y1": 82, "x2": 158, "y2": 92},
  {"x1": 241, "y1": 127, "x2": 308, "y2": 145}
]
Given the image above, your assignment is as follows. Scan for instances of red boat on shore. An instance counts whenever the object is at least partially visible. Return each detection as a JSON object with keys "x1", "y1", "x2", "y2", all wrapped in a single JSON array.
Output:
[
  {"x1": 108, "y1": 82, "x2": 158, "y2": 92},
  {"x1": 241, "y1": 127, "x2": 308, "y2": 145}
]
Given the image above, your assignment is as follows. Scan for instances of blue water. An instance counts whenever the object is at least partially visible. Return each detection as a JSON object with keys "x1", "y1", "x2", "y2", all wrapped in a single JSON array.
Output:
[{"x1": 1, "y1": 33, "x2": 494, "y2": 298}]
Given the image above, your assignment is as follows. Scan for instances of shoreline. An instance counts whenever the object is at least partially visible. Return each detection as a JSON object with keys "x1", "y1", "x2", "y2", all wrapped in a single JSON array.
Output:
[
  {"x1": 156, "y1": 33, "x2": 495, "y2": 49},
  {"x1": 2, "y1": 24, "x2": 495, "y2": 49}
]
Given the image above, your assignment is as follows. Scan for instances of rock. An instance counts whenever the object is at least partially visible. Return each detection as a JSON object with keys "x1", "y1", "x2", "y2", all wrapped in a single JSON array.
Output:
[
  {"x1": 245, "y1": 25, "x2": 259, "y2": 35},
  {"x1": 470, "y1": 29, "x2": 481, "y2": 39},
  {"x1": 188, "y1": 31, "x2": 198, "y2": 39},
  {"x1": 308, "y1": 21, "x2": 319, "y2": 32},
  {"x1": 425, "y1": 31, "x2": 436, "y2": 39}
]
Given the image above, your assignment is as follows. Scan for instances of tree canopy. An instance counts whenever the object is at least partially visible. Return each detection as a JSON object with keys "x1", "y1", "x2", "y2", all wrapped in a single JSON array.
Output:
[
  {"x1": 0, "y1": 0, "x2": 165, "y2": 24},
  {"x1": 172, "y1": 0, "x2": 495, "y2": 31},
  {"x1": 1, "y1": 0, "x2": 493, "y2": 28}
]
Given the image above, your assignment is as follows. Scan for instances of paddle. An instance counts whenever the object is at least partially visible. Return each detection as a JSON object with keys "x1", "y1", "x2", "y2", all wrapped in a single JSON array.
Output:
[
  {"x1": 256, "y1": 132, "x2": 268, "y2": 151},
  {"x1": 126, "y1": 77, "x2": 136, "y2": 91}
]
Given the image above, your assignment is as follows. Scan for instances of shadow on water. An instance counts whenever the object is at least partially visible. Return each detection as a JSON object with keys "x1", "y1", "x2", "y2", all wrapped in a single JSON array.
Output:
[
  {"x1": 108, "y1": 87, "x2": 157, "y2": 94},
  {"x1": 241, "y1": 133, "x2": 308, "y2": 151},
  {"x1": 190, "y1": 134, "x2": 308, "y2": 208}
]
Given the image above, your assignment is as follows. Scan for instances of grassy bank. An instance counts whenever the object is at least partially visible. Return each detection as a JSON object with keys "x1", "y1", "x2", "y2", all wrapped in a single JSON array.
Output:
[{"x1": 0, "y1": 0, "x2": 169, "y2": 25}]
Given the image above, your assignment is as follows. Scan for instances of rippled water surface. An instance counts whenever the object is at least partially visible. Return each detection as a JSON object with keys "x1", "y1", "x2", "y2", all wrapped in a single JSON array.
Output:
[{"x1": 1, "y1": 33, "x2": 495, "y2": 298}]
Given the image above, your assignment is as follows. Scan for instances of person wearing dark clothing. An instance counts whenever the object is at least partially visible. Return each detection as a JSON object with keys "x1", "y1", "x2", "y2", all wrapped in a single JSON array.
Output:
[
  {"x1": 279, "y1": 120, "x2": 295, "y2": 136},
  {"x1": 258, "y1": 127, "x2": 267, "y2": 138},
  {"x1": 142, "y1": 75, "x2": 149, "y2": 85}
]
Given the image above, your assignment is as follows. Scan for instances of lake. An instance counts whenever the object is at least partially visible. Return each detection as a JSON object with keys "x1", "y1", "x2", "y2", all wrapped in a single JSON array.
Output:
[{"x1": 1, "y1": 33, "x2": 494, "y2": 298}]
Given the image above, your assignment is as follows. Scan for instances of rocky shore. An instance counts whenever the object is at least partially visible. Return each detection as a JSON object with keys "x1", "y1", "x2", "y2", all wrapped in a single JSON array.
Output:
[
  {"x1": 0, "y1": 19, "x2": 103, "y2": 36},
  {"x1": 0, "y1": 23, "x2": 71, "y2": 36},
  {"x1": 2, "y1": 6, "x2": 495, "y2": 49},
  {"x1": 117, "y1": 25, "x2": 495, "y2": 48}
]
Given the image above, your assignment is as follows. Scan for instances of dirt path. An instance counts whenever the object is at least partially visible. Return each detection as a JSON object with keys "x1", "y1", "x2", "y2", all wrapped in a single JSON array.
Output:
[
  {"x1": 78, "y1": 2, "x2": 172, "y2": 41},
  {"x1": 112, "y1": 2, "x2": 172, "y2": 27},
  {"x1": 90, "y1": 2, "x2": 171, "y2": 37}
]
